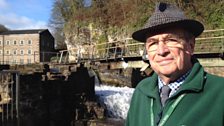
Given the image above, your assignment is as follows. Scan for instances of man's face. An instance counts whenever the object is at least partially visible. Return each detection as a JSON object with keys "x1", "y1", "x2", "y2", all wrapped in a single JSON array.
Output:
[{"x1": 146, "y1": 28, "x2": 195, "y2": 81}]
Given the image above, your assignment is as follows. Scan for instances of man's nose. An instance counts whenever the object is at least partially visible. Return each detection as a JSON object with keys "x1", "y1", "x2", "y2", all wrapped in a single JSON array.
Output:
[{"x1": 157, "y1": 42, "x2": 169, "y2": 55}]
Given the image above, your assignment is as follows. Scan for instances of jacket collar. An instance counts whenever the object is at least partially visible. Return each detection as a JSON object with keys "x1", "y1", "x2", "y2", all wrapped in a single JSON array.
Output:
[
  {"x1": 176, "y1": 59, "x2": 205, "y2": 95},
  {"x1": 137, "y1": 73, "x2": 159, "y2": 98}
]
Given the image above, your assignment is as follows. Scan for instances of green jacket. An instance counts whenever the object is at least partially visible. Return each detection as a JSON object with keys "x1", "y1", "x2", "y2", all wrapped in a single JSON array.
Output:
[{"x1": 126, "y1": 60, "x2": 224, "y2": 126}]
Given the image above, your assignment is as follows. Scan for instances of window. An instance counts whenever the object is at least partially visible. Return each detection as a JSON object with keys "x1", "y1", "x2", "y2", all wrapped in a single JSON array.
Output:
[
  {"x1": 0, "y1": 41, "x2": 2, "y2": 45},
  {"x1": 6, "y1": 50, "x2": 10, "y2": 55},
  {"x1": 6, "y1": 40, "x2": 10, "y2": 45},
  {"x1": 13, "y1": 40, "x2": 17, "y2": 45},
  {"x1": 0, "y1": 50, "x2": 2, "y2": 54},
  {"x1": 13, "y1": 50, "x2": 17, "y2": 55},
  {"x1": 20, "y1": 50, "x2": 24, "y2": 55},
  {"x1": 27, "y1": 59, "x2": 32, "y2": 64},
  {"x1": 28, "y1": 50, "x2": 32, "y2": 55},
  {"x1": 28, "y1": 40, "x2": 32, "y2": 45},
  {"x1": 20, "y1": 40, "x2": 24, "y2": 45}
]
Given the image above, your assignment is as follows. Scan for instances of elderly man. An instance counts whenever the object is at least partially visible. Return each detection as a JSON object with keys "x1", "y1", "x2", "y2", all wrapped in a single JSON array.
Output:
[{"x1": 126, "y1": 2, "x2": 224, "y2": 126}]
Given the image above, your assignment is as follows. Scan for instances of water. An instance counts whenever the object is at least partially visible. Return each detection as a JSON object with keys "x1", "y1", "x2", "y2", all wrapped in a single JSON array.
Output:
[{"x1": 95, "y1": 85, "x2": 134, "y2": 119}]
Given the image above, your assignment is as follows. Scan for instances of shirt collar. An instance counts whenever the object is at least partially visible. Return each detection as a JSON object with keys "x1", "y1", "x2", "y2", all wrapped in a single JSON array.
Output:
[{"x1": 158, "y1": 70, "x2": 191, "y2": 96}]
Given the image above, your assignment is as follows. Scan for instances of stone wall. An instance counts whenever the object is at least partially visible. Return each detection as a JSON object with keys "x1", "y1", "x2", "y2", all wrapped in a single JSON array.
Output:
[{"x1": 0, "y1": 64, "x2": 107, "y2": 126}]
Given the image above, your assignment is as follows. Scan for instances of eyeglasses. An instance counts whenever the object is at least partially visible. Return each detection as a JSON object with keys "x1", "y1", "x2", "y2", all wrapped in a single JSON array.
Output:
[{"x1": 146, "y1": 36, "x2": 185, "y2": 52}]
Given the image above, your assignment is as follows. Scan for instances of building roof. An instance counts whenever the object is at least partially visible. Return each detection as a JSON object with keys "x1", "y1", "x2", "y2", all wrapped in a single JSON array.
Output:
[{"x1": 0, "y1": 29, "x2": 48, "y2": 35}]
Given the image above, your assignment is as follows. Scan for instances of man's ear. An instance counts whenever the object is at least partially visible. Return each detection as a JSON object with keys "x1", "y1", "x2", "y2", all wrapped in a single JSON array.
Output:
[
  {"x1": 189, "y1": 39, "x2": 195, "y2": 55},
  {"x1": 186, "y1": 38, "x2": 195, "y2": 55}
]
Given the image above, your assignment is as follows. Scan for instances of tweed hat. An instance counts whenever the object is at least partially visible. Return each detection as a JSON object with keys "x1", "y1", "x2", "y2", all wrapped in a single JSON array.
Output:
[{"x1": 132, "y1": 2, "x2": 204, "y2": 42}]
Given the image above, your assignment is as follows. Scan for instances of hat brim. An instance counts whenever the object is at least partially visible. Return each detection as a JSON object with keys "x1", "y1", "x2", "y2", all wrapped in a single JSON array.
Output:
[{"x1": 132, "y1": 20, "x2": 204, "y2": 42}]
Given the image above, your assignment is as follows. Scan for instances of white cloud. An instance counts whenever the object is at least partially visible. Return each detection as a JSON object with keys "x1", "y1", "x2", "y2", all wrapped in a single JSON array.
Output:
[
  {"x1": 0, "y1": 0, "x2": 49, "y2": 30},
  {"x1": 0, "y1": 13, "x2": 48, "y2": 30}
]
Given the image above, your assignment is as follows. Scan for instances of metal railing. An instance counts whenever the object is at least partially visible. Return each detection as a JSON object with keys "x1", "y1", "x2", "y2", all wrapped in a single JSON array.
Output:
[
  {"x1": 0, "y1": 70, "x2": 20, "y2": 126},
  {"x1": 95, "y1": 38, "x2": 145, "y2": 59},
  {"x1": 194, "y1": 29, "x2": 224, "y2": 53}
]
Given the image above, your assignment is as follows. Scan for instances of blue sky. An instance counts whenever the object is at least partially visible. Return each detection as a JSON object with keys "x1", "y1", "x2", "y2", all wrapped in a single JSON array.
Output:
[{"x1": 0, "y1": 0, "x2": 53, "y2": 30}]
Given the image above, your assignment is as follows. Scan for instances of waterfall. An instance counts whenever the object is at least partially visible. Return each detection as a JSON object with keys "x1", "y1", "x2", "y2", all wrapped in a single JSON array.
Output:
[
  {"x1": 88, "y1": 69, "x2": 101, "y2": 86},
  {"x1": 89, "y1": 68, "x2": 134, "y2": 119},
  {"x1": 95, "y1": 85, "x2": 134, "y2": 119}
]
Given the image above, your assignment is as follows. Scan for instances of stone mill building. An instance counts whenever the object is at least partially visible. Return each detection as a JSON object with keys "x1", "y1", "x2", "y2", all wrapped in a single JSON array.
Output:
[{"x1": 0, "y1": 29, "x2": 55, "y2": 64}]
